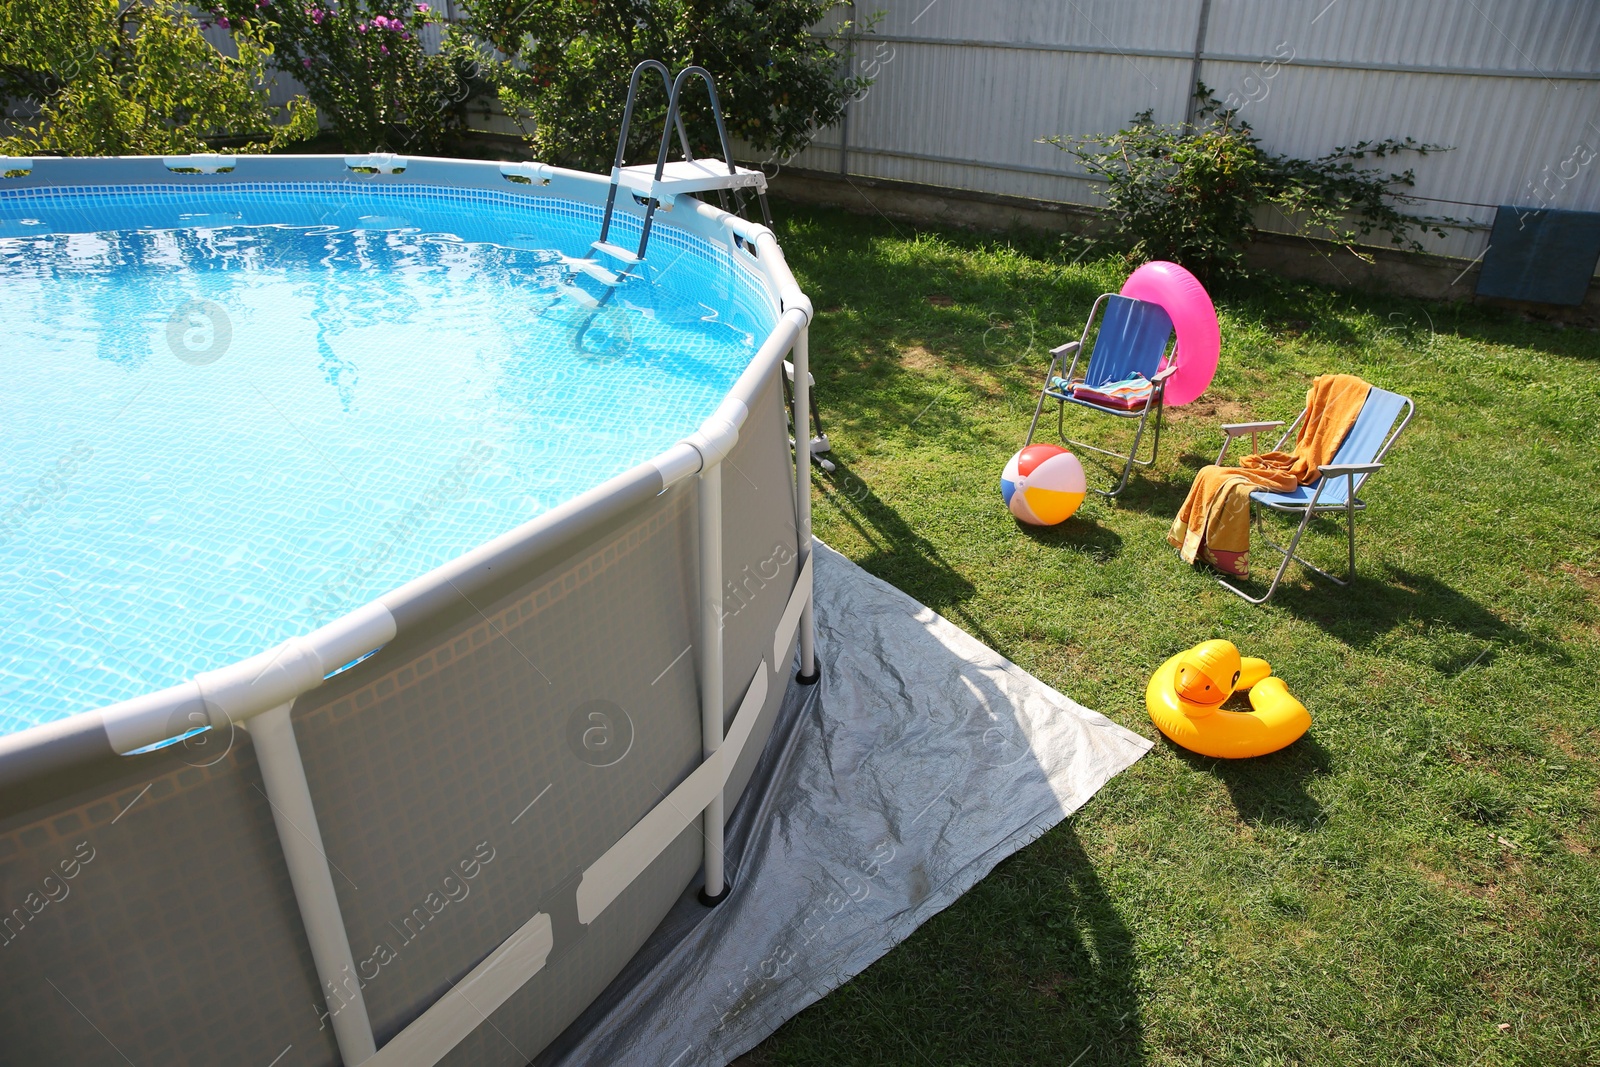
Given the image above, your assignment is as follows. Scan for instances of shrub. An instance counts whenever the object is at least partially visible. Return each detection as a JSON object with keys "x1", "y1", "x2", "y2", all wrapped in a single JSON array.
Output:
[
  {"x1": 0, "y1": 0, "x2": 317, "y2": 156},
  {"x1": 468, "y1": 0, "x2": 868, "y2": 172},
  {"x1": 1045, "y1": 86, "x2": 1453, "y2": 280},
  {"x1": 210, "y1": 0, "x2": 485, "y2": 153}
]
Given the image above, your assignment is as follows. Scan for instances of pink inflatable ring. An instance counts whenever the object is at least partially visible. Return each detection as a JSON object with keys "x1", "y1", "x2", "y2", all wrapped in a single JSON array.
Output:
[{"x1": 1119, "y1": 261, "x2": 1220, "y2": 407}]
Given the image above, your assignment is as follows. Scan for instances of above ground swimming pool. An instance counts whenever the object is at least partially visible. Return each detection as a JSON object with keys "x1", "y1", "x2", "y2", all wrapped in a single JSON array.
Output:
[{"x1": 0, "y1": 154, "x2": 817, "y2": 1067}]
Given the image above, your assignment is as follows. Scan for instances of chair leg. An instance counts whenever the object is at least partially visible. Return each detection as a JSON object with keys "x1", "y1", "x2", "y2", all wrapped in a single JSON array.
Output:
[
  {"x1": 1344, "y1": 475, "x2": 1358, "y2": 583},
  {"x1": 1024, "y1": 390, "x2": 1049, "y2": 449},
  {"x1": 1229, "y1": 489, "x2": 1369, "y2": 603},
  {"x1": 1144, "y1": 396, "x2": 1165, "y2": 468},
  {"x1": 1103, "y1": 411, "x2": 1145, "y2": 497},
  {"x1": 1119, "y1": 399, "x2": 1164, "y2": 472},
  {"x1": 1218, "y1": 504, "x2": 1312, "y2": 605},
  {"x1": 1068, "y1": 401, "x2": 1161, "y2": 499},
  {"x1": 1024, "y1": 353, "x2": 1070, "y2": 449}
]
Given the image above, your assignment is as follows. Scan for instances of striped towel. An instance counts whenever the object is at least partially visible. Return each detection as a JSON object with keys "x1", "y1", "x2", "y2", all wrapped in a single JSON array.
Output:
[{"x1": 1052, "y1": 373, "x2": 1155, "y2": 411}]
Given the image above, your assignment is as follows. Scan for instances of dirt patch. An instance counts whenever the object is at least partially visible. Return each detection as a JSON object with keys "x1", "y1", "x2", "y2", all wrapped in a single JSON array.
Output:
[
  {"x1": 1557, "y1": 561, "x2": 1600, "y2": 597},
  {"x1": 1028, "y1": 973, "x2": 1076, "y2": 999},
  {"x1": 1165, "y1": 396, "x2": 1254, "y2": 426},
  {"x1": 1417, "y1": 859, "x2": 1502, "y2": 902},
  {"x1": 898, "y1": 344, "x2": 1002, "y2": 398},
  {"x1": 900, "y1": 344, "x2": 943, "y2": 373},
  {"x1": 1554, "y1": 562, "x2": 1600, "y2": 636},
  {"x1": 926, "y1": 293, "x2": 954, "y2": 306}
]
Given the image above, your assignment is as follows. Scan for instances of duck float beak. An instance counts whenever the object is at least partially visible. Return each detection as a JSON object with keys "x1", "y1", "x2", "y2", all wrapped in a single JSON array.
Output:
[{"x1": 1174, "y1": 639, "x2": 1242, "y2": 707}]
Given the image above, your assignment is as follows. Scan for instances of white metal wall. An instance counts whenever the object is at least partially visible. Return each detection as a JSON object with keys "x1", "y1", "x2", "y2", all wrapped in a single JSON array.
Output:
[{"x1": 785, "y1": 0, "x2": 1600, "y2": 264}]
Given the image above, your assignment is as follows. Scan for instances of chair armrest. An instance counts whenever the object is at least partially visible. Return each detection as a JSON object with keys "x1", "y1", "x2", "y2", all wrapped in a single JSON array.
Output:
[
  {"x1": 1317, "y1": 462, "x2": 1383, "y2": 478},
  {"x1": 1220, "y1": 420, "x2": 1285, "y2": 437},
  {"x1": 1049, "y1": 341, "x2": 1080, "y2": 358},
  {"x1": 1152, "y1": 365, "x2": 1179, "y2": 383},
  {"x1": 1216, "y1": 419, "x2": 1286, "y2": 466}
]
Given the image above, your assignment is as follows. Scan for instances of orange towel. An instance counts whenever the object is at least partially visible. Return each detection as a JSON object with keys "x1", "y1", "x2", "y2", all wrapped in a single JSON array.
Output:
[{"x1": 1169, "y1": 374, "x2": 1371, "y2": 577}]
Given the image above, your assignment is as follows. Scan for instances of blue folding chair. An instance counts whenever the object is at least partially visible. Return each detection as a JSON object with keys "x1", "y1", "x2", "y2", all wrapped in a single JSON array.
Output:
[
  {"x1": 1025, "y1": 294, "x2": 1177, "y2": 497},
  {"x1": 1213, "y1": 385, "x2": 1415, "y2": 604}
]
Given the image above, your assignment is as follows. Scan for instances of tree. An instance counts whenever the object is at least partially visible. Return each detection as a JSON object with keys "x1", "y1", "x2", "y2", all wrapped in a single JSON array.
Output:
[
  {"x1": 0, "y1": 0, "x2": 316, "y2": 156},
  {"x1": 468, "y1": 0, "x2": 868, "y2": 172},
  {"x1": 210, "y1": 0, "x2": 486, "y2": 153}
]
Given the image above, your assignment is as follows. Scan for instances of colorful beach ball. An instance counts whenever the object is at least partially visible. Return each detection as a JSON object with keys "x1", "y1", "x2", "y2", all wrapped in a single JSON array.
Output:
[{"x1": 1001, "y1": 445, "x2": 1086, "y2": 526}]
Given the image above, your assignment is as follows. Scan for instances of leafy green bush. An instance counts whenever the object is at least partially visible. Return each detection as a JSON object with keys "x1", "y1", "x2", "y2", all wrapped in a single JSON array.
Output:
[
  {"x1": 0, "y1": 0, "x2": 317, "y2": 156},
  {"x1": 210, "y1": 0, "x2": 484, "y2": 153},
  {"x1": 467, "y1": 0, "x2": 868, "y2": 172},
  {"x1": 1046, "y1": 87, "x2": 1452, "y2": 280}
]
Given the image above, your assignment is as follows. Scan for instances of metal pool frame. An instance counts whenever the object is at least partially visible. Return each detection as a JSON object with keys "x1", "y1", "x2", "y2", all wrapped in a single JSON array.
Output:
[{"x1": 0, "y1": 152, "x2": 815, "y2": 1066}]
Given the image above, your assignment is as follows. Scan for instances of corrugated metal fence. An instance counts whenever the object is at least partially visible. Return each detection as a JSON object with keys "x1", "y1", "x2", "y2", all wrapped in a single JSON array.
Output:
[
  {"x1": 200, "y1": 0, "x2": 1599, "y2": 266},
  {"x1": 782, "y1": 0, "x2": 1600, "y2": 265}
]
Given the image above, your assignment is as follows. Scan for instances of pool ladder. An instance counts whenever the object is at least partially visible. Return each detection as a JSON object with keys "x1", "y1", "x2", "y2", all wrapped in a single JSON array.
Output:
[{"x1": 557, "y1": 61, "x2": 771, "y2": 308}]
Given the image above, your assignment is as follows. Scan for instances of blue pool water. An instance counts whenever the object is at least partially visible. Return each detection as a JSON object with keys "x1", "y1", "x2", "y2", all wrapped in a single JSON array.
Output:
[{"x1": 0, "y1": 183, "x2": 775, "y2": 735}]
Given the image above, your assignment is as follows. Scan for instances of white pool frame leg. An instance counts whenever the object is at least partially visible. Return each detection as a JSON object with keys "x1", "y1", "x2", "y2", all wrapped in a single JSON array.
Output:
[
  {"x1": 696, "y1": 457, "x2": 729, "y2": 904},
  {"x1": 686, "y1": 316, "x2": 812, "y2": 907},
  {"x1": 792, "y1": 325, "x2": 818, "y2": 684},
  {"x1": 252, "y1": 701, "x2": 377, "y2": 1065}
]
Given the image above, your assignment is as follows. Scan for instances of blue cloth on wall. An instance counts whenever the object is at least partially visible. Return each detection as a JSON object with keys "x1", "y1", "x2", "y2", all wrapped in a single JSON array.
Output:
[{"x1": 1476, "y1": 207, "x2": 1600, "y2": 306}]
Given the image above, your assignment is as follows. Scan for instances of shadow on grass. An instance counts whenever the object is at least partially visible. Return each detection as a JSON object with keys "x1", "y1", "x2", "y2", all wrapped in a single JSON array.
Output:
[
  {"x1": 767, "y1": 824, "x2": 1147, "y2": 1066},
  {"x1": 1015, "y1": 513, "x2": 1124, "y2": 562},
  {"x1": 1261, "y1": 563, "x2": 1563, "y2": 670},
  {"x1": 1112, "y1": 466, "x2": 1194, "y2": 519},
  {"x1": 813, "y1": 459, "x2": 996, "y2": 642},
  {"x1": 1001, "y1": 825, "x2": 1147, "y2": 1066},
  {"x1": 1167, "y1": 731, "x2": 1334, "y2": 830}
]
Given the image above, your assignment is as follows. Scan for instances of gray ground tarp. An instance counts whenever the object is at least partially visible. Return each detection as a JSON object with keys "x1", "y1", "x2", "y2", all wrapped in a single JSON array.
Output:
[{"x1": 540, "y1": 542, "x2": 1153, "y2": 1067}]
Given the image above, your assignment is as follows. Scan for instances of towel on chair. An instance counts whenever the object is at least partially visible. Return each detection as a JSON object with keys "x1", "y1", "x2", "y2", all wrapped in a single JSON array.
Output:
[
  {"x1": 1168, "y1": 374, "x2": 1371, "y2": 577},
  {"x1": 1061, "y1": 374, "x2": 1154, "y2": 411}
]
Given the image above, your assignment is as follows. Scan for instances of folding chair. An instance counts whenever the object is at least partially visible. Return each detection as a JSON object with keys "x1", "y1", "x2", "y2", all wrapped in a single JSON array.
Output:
[
  {"x1": 1025, "y1": 294, "x2": 1177, "y2": 497},
  {"x1": 1214, "y1": 385, "x2": 1415, "y2": 605}
]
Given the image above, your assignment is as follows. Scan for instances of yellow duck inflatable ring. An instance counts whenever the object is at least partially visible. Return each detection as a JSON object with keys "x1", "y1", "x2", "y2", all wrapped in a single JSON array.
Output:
[{"x1": 1146, "y1": 640, "x2": 1311, "y2": 758}]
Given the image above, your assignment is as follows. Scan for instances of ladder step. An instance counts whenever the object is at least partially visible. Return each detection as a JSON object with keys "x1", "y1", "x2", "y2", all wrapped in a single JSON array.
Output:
[
  {"x1": 617, "y1": 160, "x2": 767, "y2": 197},
  {"x1": 565, "y1": 257, "x2": 623, "y2": 286},
  {"x1": 554, "y1": 283, "x2": 600, "y2": 309},
  {"x1": 590, "y1": 240, "x2": 642, "y2": 264}
]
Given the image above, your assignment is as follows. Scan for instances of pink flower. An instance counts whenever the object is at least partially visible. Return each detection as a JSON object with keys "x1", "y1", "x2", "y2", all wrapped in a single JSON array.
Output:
[
  {"x1": 379, "y1": 44, "x2": 389, "y2": 54},
  {"x1": 302, "y1": 57, "x2": 313, "y2": 67},
  {"x1": 415, "y1": 2, "x2": 429, "y2": 10},
  {"x1": 218, "y1": 14, "x2": 230, "y2": 26}
]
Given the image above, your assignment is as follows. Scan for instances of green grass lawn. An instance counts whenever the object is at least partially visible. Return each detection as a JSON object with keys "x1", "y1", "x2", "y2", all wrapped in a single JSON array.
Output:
[{"x1": 741, "y1": 202, "x2": 1600, "y2": 1066}]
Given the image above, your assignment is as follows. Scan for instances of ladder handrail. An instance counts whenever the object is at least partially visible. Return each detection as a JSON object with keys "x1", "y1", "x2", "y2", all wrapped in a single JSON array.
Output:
[
  {"x1": 598, "y1": 61, "x2": 694, "y2": 246},
  {"x1": 637, "y1": 65, "x2": 741, "y2": 257},
  {"x1": 651, "y1": 65, "x2": 740, "y2": 184}
]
